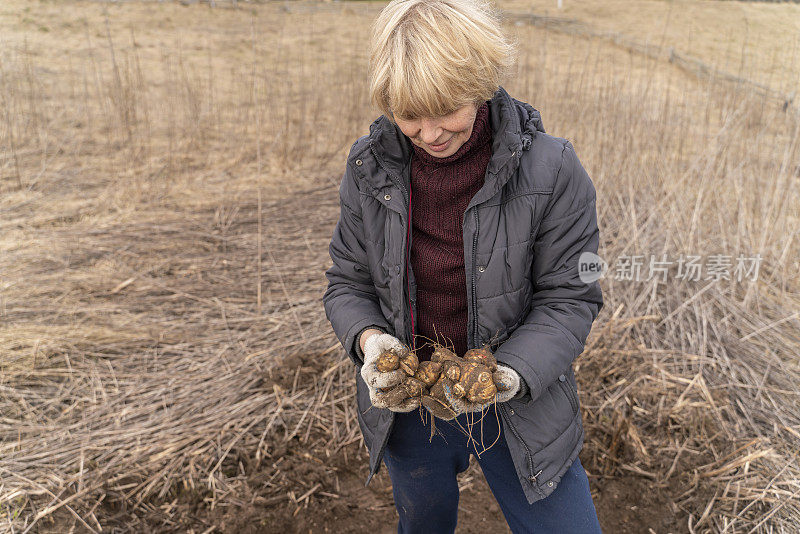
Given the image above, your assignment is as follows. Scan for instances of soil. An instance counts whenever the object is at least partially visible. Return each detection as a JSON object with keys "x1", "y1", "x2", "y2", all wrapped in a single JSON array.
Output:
[
  {"x1": 40, "y1": 439, "x2": 687, "y2": 534},
  {"x1": 218, "y1": 450, "x2": 688, "y2": 534},
  {"x1": 174, "y1": 446, "x2": 686, "y2": 534}
]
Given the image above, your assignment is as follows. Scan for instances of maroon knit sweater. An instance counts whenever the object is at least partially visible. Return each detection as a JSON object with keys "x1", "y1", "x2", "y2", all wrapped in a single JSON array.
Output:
[{"x1": 410, "y1": 101, "x2": 492, "y2": 362}]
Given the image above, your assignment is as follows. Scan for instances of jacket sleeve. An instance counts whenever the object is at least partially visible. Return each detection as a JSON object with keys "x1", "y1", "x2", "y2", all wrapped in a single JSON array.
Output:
[
  {"x1": 323, "y1": 153, "x2": 392, "y2": 368},
  {"x1": 493, "y1": 140, "x2": 604, "y2": 402}
]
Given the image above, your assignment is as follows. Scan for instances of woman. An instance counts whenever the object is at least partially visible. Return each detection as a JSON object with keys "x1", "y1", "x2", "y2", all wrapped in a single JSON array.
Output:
[{"x1": 322, "y1": 0, "x2": 604, "y2": 531}]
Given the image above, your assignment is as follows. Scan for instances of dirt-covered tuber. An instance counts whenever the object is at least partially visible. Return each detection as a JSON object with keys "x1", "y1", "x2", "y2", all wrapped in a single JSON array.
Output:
[{"x1": 373, "y1": 343, "x2": 509, "y2": 418}]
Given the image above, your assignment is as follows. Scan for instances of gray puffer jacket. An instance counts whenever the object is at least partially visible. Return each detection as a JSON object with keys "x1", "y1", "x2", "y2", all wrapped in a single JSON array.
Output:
[{"x1": 323, "y1": 85, "x2": 603, "y2": 504}]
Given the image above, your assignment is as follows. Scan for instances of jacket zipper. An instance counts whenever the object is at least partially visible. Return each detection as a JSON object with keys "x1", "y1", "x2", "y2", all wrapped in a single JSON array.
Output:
[
  {"x1": 406, "y1": 187, "x2": 415, "y2": 342},
  {"x1": 470, "y1": 193, "x2": 543, "y2": 497},
  {"x1": 499, "y1": 403, "x2": 545, "y2": 496},
  {"x1": 470, "y1": 207, "x2": 479, "y2": 348}
]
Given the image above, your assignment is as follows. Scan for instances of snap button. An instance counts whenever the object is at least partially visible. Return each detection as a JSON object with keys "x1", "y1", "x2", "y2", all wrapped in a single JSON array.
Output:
[
  {"x1": 558, "y1": 374, "x2": 566, "y2": 382},
  {"x1": 548, "y1": 481, "x2": 554, "y2": 487},
  {"x1": 478, "y1": 266, "x2": 485, "y2": 273},
  {"x1": 355, "y1": 159, "x2": 363, "y2": 166},
  {"x1": 508, "y1": 408, "x2": 515, "y2": 415},
  {"x1": 384, "y1": 194, "x2": 391, "y2": 201}
]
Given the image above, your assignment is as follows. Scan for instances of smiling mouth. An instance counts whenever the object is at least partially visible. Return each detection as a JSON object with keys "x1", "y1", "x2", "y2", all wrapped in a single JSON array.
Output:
[{"x1": 427, "y1": 137, "x2": 452, "y2": 152}]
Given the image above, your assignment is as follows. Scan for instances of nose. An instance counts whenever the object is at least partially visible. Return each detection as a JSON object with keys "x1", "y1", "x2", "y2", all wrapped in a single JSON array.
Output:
[{"x1": 418, "y1": 118, "x2": 444, "y2": 145}]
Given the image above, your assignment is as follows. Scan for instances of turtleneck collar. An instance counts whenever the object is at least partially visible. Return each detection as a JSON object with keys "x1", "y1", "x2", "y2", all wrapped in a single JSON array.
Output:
[{"x1": 411, "y1": 101, "x2": 492, "y2": 166}]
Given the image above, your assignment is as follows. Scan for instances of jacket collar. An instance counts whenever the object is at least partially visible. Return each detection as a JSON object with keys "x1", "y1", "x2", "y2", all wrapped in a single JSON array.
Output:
[{"x1": 365, "y1": 86, "x2": 545, "y2": 196}]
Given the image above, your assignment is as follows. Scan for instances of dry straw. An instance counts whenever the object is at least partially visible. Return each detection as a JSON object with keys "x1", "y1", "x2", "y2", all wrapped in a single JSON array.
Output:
[{"x1": 1, "y1": 3, "x2": 798, "y2": 533}]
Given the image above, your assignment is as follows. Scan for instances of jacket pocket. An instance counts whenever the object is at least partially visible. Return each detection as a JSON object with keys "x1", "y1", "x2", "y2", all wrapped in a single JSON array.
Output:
[
  {"x1": 499, "y1": 402, "x2": 546, "y2": 496},
  {"x1": 557, "y1": 374, "x2": 578, "y2": 416}
]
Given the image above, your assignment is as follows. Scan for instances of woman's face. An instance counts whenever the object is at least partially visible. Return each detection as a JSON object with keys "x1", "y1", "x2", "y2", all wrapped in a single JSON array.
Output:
[{"x1": 393, "y1": 103, "x2": 479, "y2": 158}]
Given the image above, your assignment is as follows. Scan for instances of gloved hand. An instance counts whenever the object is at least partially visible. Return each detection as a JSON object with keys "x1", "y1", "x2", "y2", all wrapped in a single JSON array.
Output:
[
  {"x1": 360, "y1": 332, "x2": 420, "y2": 412},
  {"x1": 493, "y1": 364, "x2": 523, "y2": 403},
  {"x1": 441, "y1": 363, "x2": 522, "y2": 416}
]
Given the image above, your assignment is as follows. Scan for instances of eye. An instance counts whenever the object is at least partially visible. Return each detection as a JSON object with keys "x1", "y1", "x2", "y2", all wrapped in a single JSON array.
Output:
[{"x1": 394, "y1": 112, "x2": 419, "y2": 122}]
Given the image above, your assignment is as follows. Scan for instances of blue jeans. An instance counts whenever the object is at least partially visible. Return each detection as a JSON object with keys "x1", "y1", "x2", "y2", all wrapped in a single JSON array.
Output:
[{"x1": 382, "y1": 404, "x2": 602, "y2": 533}]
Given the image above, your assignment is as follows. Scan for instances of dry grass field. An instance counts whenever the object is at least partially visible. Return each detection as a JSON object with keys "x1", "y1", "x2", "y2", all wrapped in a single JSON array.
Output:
[{"x1": 1, "y1": 0, "x2": 799, "y2": 532}]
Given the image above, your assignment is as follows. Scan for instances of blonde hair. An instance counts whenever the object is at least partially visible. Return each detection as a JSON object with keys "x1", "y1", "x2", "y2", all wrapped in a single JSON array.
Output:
[{"x1": 368, "y1": 0, "x2": 516, "y2": 122}]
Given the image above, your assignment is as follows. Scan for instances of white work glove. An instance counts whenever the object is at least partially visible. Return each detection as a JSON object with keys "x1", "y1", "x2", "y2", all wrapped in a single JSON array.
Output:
[
  {"x1": 493, "y1": 364, "x2": 522, "y2": 403},
  {"x1": 441, "y1": 363, "x2": 522, "y2": 416},
  {"x1": 360, "y1": 333, "x2": 420, "y2": 413}
]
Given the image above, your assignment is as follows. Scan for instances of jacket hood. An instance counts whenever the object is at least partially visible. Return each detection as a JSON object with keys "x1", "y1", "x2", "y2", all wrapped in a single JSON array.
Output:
[{"x1": 366, "y1": 86, "x2": 545, "y2": 190}]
